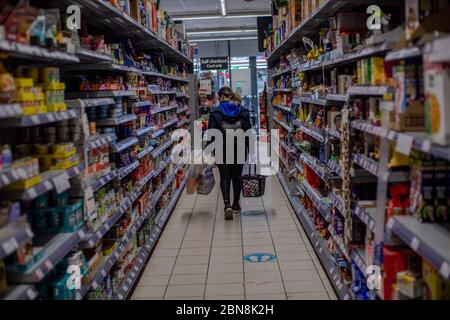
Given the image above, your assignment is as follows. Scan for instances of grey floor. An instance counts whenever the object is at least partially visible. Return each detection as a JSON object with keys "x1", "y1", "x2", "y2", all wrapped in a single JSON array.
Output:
[{"x1": 132, "y1": 170, "x2": 337, "y2": 300}]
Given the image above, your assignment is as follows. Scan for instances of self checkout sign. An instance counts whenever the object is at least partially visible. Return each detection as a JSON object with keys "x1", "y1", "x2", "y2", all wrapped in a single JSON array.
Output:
[{"x1": 200, "y1": 57, "x2": 229, "y2": 70}]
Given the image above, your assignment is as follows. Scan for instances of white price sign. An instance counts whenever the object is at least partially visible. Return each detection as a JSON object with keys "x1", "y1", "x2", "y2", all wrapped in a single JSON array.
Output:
[
  {"x1": 52, "y1": 172, "x2": 71, "y2": 194},
  {"x1": 396, "y1": 134, "x2": 414, "y2": 156}
]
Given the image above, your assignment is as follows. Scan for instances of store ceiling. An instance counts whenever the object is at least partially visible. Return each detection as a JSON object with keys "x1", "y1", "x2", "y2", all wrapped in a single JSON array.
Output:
[{"x1": 162, "y1": 0, "x2": 271, "y2": 41}]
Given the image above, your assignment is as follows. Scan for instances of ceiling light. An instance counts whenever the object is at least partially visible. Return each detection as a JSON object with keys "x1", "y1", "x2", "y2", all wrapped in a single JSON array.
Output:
[
  {"x1": 224, "y1": 14, "x2": 271, "y2": 18},
  {"x1": 220, "y1": 0, "x2": 227, "y2": 16},
  {"x1": 187, "y1": 29, "x2": 257, "y2": 35},
  {"x1": 173, "y1": 12, "x2": 271, "y2": 21},
  {"x1": 191, "y1": 36, "x2": 258, "y2": 42}
]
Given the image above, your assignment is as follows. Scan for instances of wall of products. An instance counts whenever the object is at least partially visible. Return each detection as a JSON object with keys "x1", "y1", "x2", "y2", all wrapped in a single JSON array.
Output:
[
  {"x1": 0, "y1": 0, "x2": 192, "y2": 300},
  {"x1": 269, "y1": 0, "x2": 450, "y2": 300}
]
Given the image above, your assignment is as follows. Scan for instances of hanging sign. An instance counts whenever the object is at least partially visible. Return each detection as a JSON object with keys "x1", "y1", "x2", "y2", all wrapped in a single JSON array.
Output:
[{"x1": 200, "y1": 56, "x2": 229, "y2": 70}]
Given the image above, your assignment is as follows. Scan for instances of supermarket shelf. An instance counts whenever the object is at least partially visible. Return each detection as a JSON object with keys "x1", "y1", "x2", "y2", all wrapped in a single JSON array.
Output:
[
  {"x1": 296, "y1": 42, "x2": 393, "y2": 73},
  {"x1": 328, "y1": 226, "x2": 350, "y2": 260},
  {"x1": 277, "y1": 172, "x2": 352, "y2": 300},
  {"x1": 300, "y1": 179, "x2": 330, "y2": 220},
  {"x1": 328, "y1": 159, "x2": 344, "y2": 179},
  {"x1": 387, "y1": 216, "x2": 450, "y2": 279},
  {"x1": 351, "y1": 248, "x2": 368, "y2": 273},
  {"x1": 0, "y1": 225, "x2": 34, "y2": 260},
  {"x1": 352, "y1": 120, "x2": 450, "y2": 161},
  {"x1": 154, "y1": 159, "x2": 171, "y2": 178},
  {"x1": 271, "y1": 67, "x2": 292, "y2": 78},
  {"x1": 176, "y1": 93, "x2": 191, "y2": 98},
  {"x1": 273, "y1": 117, "x2": 293, "y2": 132},
  {"x1": 151, "y1": 129, "x2": 165, "y2": 139},
  {"x1": 424, "y1": 35, "x2": 450, "y2": 63},
  {"x1": 0, "y1": 164, "x2": 84, "y2": 201},
  {"x1": 347, "y1": 86, "x2": 388, "y2": 97},
  {"x1": 112, "y1": 137, "x2": 139, "y2": 153},
  {"x1": 293, "y1": 119, "x2": 325, "y2": 143},
  {"x1": 138, "y1": 170, "x2": 156, "y2": 187},
  {"x1": 163, "y1": 117, "x2": 178, "y2": 128},
  {"x1": 148, "y1": 89, "x2": 178, "y2": 96},
  {"x1": 75, "y1": 47, "x2": 112, "y2": 62},
  {"x1": 300, "y1": 153, "x2": 327, "y2": 181},
  {"x1": 7, "y1": 227, "x2": 88, "y2": 283},
  {"x1": 326, "y1": 128, "x2": 342, "y2": 140},
  {"x1": 177, "y1": 119, "x2": 190, "y2": 128},
  {"x1": 90, "y1": 170, "x2": 117, "y2": 192},
  {"x1": 156, "y1": 177, "x2": 186, "y2": 229},
  {"x1": 132, "y1": 101, "x2": 153, "y2": 108},
  {"x1": 118, "y1": 161, "x2": 140, "y2": 180},
  {"x1": 151, "y1": 141, "x2": 173, "y2": 159},
  {"x1": 351, "y1": 153, "x2": 410, "y2": 182},
  {"x1": 385, "y1": 46, "x2": 422, "y2": 61},
  {"x1": 0, "y1": 39, "x2": 79, "y2": 63},
  {"x1": 176, "y1": 107, "x2": 190, "y2": 114},
  {"x1": 0, "y1": 165, "x2": 37, "y2": 189},
  {"x1": 279, "y1": 155, "x2": 291, "y2": 171},
  {"x1": 351, "y1": 203, "x2": 376, "y2": 232},
  {"x1": 66, "y1": 98, "x2": 116, "y2": 109},
  {"x1": 133, "y1": 126, "x2": 153, "y2": 137},
  {"x1": 329, "y1": 192, "x2": 344, "y2": 214},
  {"x1": 273, "y1": 105, "x2": 292, "y2": 113},
  {"x1": 95, "y1": 114, "x2": 137, "y2": 126},
  {"x1": 272, "y1": 88, "x2": 292, "y2": 93},
  {"x1": 86, "y1": 133, "x2": 117, "y2": 151},
  {"x1": 0, "y1": 103, "x2": 23, "y2": 119},
  {"x1": 66, "y1": 91, "x2": 136, "y2": 99},
  {"x1": 0, "y1": 285, "x2": 38, "y2": 301},
  {"x1": 294, "y1": 162, "x2": 304, "y2": 175},
  {"x1": 150, "y1": 105, "x2": 179, "y2": 115},
  {"x1": 82, "y1": 190, "x2": 142, "y2": 248},
  {"x1": 326, "y1": 94, "x2": 348, "y2": 103},
  {"x1": 137, "y1": 145, "x2": 155, "y2": 160},
  {"x1": 0, "y1": 110, "x2": 77, "y2": 127}
]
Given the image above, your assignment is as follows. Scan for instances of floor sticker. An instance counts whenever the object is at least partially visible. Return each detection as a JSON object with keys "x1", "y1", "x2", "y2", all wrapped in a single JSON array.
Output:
[
  {"x1": 243, "y1": 253, "x2": 277, "y2": 263},
  {"x1": 241, "y1": 210, "x2": 266, "y2": 216}
]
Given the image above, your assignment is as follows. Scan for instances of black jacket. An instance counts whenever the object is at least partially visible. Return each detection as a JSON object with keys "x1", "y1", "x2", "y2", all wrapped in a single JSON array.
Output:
[{"x1": 206, "y1": 106, "x2": 252, "y2": 163}]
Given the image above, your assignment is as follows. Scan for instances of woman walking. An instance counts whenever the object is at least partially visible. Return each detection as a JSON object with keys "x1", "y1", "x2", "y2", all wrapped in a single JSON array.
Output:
[{"x1": 208, "y1": 87, "x2": 251, "y2": 220}]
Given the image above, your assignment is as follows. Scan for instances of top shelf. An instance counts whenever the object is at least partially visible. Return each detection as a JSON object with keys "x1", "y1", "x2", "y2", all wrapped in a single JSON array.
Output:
[
  {"x1": 51, "y1": 0, "x2": 192, "y2": 64},
  {"x1": 267, "y1": 0, "x2": 402, "y2": 65}
]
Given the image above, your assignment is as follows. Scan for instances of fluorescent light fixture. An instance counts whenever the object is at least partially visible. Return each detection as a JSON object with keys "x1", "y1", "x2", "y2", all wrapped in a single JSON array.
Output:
[
  {"x1": 173, "y1": 12, "x2": 271, "y2": 21},
  {"x1": 191, "y1": 36, "x2": 257, "y2": 42},
  {"x1": 224, "y1": 14, "x2": 271, "y2": 18},
  {"x1": 220, "y1": 0, "x2": 226, "y2": 16},
  {"x1": 175, "y1": 15, "x2": 222, "y2": 21},
  {"x1": 187, "y1": 29, "x2": 257, "y2": 35}
]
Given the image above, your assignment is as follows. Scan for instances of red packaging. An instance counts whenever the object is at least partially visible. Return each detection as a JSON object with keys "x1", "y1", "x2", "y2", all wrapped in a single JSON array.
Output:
[{"x1": 383, "y1": 246, "x2": 415, "y2": 300}]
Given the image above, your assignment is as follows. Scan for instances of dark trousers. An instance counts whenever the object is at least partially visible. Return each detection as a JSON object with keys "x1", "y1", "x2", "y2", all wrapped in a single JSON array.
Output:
[{"x1": 217, "y1": 164, "x2": 244, "y2": 206}]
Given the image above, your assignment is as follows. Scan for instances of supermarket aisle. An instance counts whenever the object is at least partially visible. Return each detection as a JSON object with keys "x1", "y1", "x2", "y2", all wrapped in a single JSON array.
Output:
[{"x1": 132, "y1": 170, "x2": 336, "y2": 300}]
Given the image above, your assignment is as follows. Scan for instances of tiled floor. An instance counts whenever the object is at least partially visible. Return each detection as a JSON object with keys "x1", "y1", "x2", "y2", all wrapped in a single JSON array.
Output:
[{"x1": 132, "y1": 170, "x2": 337, "y2": 300}]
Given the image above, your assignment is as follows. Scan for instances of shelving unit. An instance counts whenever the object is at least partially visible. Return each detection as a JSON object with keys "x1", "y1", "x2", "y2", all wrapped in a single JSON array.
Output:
[
  {"x1": 267, "y1": 0, "x2": 450, "y2": 301},
  {"x1": 0, "y1": 0, "x2": 193, "y2": 300}
]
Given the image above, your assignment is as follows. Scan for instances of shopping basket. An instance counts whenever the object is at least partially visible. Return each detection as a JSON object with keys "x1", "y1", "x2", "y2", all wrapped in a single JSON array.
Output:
[{"x1": 240, "y1": 164, "x2": 266, "y2": 198}]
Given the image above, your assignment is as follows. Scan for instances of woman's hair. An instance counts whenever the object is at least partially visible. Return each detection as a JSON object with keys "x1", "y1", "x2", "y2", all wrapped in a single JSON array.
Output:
[
  {"x1": 233, "y1": 92, "x2": 242, "y2": 105},
  {"x1": 218, "y1": 86, "x2": 234, "y2": 102}
]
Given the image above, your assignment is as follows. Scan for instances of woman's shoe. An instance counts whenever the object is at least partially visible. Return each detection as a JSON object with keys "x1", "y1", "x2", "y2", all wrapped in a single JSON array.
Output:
[
  {"x1": 232, "y1": 204, "x2": 241, "y2": 214},
  {"x1": 224, "y1": 207, "x2": 234, "y2": 220}
]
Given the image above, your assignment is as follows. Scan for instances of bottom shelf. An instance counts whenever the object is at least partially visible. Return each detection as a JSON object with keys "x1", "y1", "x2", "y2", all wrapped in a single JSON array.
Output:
[
  {"x1": 0, "y1": 285, "x2": 38, "y2": 300},
  {"x1": 116, "y1": 177, "x2": 187, "y2": 300},
  {"x1": 277, "y1": 172, "x2": 353, "y2": 300}
]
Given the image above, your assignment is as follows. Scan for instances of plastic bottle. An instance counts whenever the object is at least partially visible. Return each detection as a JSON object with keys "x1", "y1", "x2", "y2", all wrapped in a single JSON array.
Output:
[{"x1": 1, "y1": 145, "x2": 12, "y2": 169}]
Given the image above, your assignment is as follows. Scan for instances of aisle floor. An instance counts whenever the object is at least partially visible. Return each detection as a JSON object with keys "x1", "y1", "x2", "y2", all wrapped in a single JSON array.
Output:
[{"x1": 132, "y1": 172, "x2": 337, "y2": 300}]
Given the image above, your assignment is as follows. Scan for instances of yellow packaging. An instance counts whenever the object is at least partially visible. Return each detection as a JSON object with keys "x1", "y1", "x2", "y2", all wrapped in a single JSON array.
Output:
[
  {"x1": 51, "y1": 143, "x2": 76, "y2": 158},
  {"x1": 36, "y1": 105, "x2": 48, "y2": 114},
  {"x1": 14, "y1": 78, "x2": 34, "y2": 88},
  {"x1": 46, "y1": 82, "x2": 65, "y2": 91},
  {"x1": 371, "y1": 57, "x2": 386, "y2": 86},
  {"x1": 14, "y1": 89, "x2": 35, "y2": 102},
  {"x1": 0, "y1": 260, "x2": 6, "y2": 294},
  {"x1": 422, "y1": 260, "x2": 450, "y2": 300},
  {"x1": 5, "y1": 175, "x2": 42, "y2": 191},
  {"x1": 396, "y1": 271, "x2": 422, "y2": 299},
  {"x1": 22, "y1": 105, "x2": 38, "y2": 116},
  {"x1": 46, "y1": 103, "x2": 67, "y2": 112}
]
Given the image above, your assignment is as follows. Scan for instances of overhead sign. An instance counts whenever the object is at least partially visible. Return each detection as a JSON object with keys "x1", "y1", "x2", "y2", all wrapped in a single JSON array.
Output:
[{"x1": 200, "y1": 57, "x2": 229, "y2": 70}]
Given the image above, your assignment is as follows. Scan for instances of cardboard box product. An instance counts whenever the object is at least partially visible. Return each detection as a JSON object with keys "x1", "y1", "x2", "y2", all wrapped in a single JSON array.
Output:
[
  {"x1": 424, "y1": 59, "x2": 450, "y2": 146},
  {"x1": 422, "y1": 260, "x2": 450, "y2": 300}
]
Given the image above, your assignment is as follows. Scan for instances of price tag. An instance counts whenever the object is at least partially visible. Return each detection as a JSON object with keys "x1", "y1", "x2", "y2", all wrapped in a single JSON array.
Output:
[
  {"x1": 2, "y1": 239, "x2": 16, "y2": 255},
  {"x1": 26, "y1": 288, "x2": 37, "y2": 300},
  {"x1": 410, "y1": 237, "x2": 420, "y2": 251},
  {"x1": 52, "y1": 172, "x2": 71, "y2": 194},
  {"x1": 421, "y1": 140, "x2": 432, "y2": 153},
  {"x1": 387, "y1": 130, "x2": 396, "y2": 141},
  {"x1": 44, "y1": 260, "x2": 54, "y2": 271},
  {"x1": 396, "y1": 134, "x2": 414, "y2": 156}
]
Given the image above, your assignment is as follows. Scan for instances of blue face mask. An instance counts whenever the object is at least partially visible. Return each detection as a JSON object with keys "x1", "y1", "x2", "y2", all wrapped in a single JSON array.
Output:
[{"x1": 219, "y1": 101, "x2": 242, "y2": 117}]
